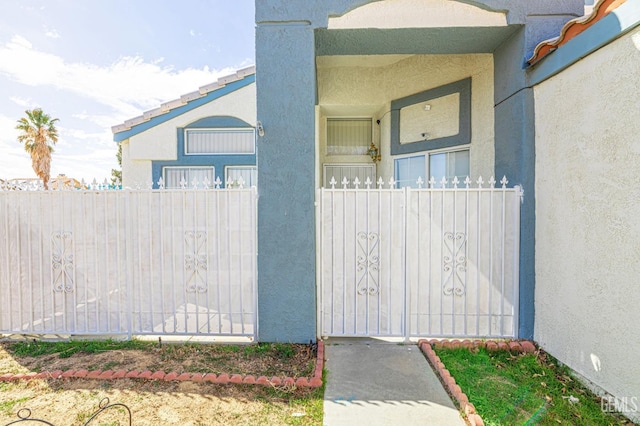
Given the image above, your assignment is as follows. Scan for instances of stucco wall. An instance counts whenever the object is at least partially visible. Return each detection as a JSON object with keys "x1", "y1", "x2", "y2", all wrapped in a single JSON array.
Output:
[
  {"x1": 317, "y1": 54, "x2": 494, "y2": 181},
  {"x1": 120, "y1": 141, "x2": 151, "y2": 188},
  {"x1": 256, "y1": 0, "x2": 583, "y2": 27},
  {"x1": 254, "y1": 0, "x2": 582, "y2": 343},
  {"x1": 534, "y1": 26, "x2": 640, "y2": 417},
  {"x1": 121, "y1": 83, "x2": 256, "y2": 187},
  {"x1": 327, "y1": 0, "x2": 507, "y2": 29}
]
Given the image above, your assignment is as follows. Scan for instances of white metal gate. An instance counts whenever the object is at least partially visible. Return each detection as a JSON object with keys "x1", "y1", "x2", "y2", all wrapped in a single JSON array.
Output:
[
  {"x1": 0, "y1": 185, "x2": 257, "y2": 340},
  {"x1": 317, "y1": 177, "x2": 522, "y2": 339}
]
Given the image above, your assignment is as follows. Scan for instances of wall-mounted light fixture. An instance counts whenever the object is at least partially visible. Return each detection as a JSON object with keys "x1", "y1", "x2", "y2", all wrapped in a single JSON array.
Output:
[
  {"x1": 257, "y1": 121, "x2": 265, "y2": 137},
  {"x1": 367, "y1": 142, "x2": 381, "y2": 163}
]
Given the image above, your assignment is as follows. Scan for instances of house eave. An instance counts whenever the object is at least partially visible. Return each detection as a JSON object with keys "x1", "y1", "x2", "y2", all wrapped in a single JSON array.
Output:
[{"x1": 111, "y1": 66, "x2": 256, "y2": 141}]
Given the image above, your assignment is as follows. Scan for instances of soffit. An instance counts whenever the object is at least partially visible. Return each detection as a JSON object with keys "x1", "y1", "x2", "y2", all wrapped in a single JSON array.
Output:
[
  {"x1": 315, "y1": 26, "x2": 521, "y2": 56},
  {"x1": 327, "y1": 0, "x2": 508, "y2": 29}
]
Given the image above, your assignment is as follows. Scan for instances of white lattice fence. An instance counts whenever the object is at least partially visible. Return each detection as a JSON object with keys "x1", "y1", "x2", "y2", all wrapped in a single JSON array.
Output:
[
  {"x1": 0, "y1": 183, "x2": 257, "y2": 340},
  {"x1": 317, "y1": 176, "x2": 522, "y2": 339}
]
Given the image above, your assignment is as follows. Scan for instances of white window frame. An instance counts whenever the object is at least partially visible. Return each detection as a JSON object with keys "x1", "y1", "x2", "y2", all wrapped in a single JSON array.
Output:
[
  {"x1": 393, "y1": 146, "x2": 470, "y2": 188},
  {"x1": 326, "y1": 117, "x2": 373, "y2": 156},
  {"x1": 184, "y1": 128, "x2": 256, "y2": 155},
  {"x1": 322, "y1": 163, "x2": 377, "y2": 188},
  {"x1": 225, "y1": 165, "x2": 257, "y2": 188},
  {"x1": 162, "y1": 166, "x2": 215, "y2": 189}
]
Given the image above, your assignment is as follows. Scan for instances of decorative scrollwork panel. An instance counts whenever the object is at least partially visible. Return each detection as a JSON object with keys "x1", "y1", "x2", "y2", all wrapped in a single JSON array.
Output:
[
  {"x1": 443, "y1": 231, "x2": 467, "y2": 296},
  {"x1": 184, "y1": 231, "x2": 208, "y2": 293},
  {"x1": 51, "y1": 231, "x2": 74, "y2": 293},
  {"x1": 356, "y1": 231, "x2": 380, "y2": 296}
]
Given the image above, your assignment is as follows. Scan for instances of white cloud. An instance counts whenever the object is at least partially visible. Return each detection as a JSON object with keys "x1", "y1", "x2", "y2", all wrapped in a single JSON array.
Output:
[
  {"x1": 45, "y1": 28, "x2": 61, "y2": 39},
  {"x1": 0, "y1": 114, "x2": 20, "y2": 146},
  {"x1": 0, "y1": 35, "x2": 241, "y2": 121},
  {"x1": 9, "y1": 35, "x2": 32, "y2": 49},
  {"x1": 59, "y1": 126, "x2": 114, "y2": 148},
  {"x1": 52, "y1": 148, "x2": 118, "y2": 182},
  {"x1": 9, "y1": 96, "x2": 37, "y2": 108},
  {"x1": 0, "y1": 35, "x2": 253, "y2": 182},
  {"x1": 190, "y1": 29, "x2": 196, "y2": 36},
  {"x1": 72, "y1": 112, "x2": 122, "y2": 129}
]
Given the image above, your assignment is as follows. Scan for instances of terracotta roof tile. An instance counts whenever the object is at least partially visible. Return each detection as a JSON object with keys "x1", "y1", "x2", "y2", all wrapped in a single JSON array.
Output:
[{"x1": 527, "y1": 0, "x2": 627, "y2": 66}]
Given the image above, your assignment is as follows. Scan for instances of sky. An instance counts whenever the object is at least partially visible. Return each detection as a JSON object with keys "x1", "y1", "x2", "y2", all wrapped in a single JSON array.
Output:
[{"x1": 0, "y1": 0, "x2": 255, "y2": 182}]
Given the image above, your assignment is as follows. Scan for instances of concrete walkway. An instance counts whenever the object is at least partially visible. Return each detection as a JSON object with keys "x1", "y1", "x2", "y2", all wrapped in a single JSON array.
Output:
[{"x1": 323, "y1": 339, "x2": 465, "y2": 426}]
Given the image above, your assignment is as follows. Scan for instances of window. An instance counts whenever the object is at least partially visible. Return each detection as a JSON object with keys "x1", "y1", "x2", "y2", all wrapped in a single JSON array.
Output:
[
  {"x1": 185, "y1": 129, "x2": 255, "y2": 155},
  {"x1": 323, "y1": 163, "x2": 376, "y2": 189},
  {"x1": 394, "y1": 149, "x2": 469, "y2": 188},
  {"x1": 390, "y1": 78, "x2": 471, "y2": 155},
  {"x1": 429, "y1": 150, "x2": 469, "y2": 184},
  {"x1": 226, "y1": 166, "x2": 257, "y2": 187},
  {"x1": 394, "y1": 156, "x2": 426, "y2": 188},
  {"x1": 163, "y1": 166, "x2": 214, "y2": 189},
  {"x1": 326, "y1": 118, "x2": 372, "y2": 155}
]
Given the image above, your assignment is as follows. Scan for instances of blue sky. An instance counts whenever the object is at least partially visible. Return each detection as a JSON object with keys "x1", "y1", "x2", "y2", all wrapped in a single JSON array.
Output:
[{"x1": 0, "y1": 0, "x2": 255, "y2": 182}]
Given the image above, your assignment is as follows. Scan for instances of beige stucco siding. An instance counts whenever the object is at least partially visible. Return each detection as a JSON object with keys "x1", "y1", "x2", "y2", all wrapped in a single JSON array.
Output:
[
  {"x1": 534, "y1": 26, "x2": 640, "y2": 415},
  {"x1": 328, "y1": 0, "x2": 507, "y2": 29},
  {"x1": 317, "y1": 54, "x2": 494, "y2": 181},
  {"x1": 120, "y1": 83, "x2": 256, "y2": 187},
  {"x1": 119, "y1": 140, "x2": 152, "y2": 188}
]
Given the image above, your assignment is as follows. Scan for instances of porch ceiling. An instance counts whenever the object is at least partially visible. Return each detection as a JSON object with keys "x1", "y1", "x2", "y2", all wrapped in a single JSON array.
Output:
[{"x1": 315, "y1": 26, "x2": 522, "y2": 56}]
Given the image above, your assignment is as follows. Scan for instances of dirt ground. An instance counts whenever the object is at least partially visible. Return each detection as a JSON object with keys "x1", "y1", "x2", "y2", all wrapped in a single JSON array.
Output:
[{"x1": 0, "y1": 342, "x2": 322, "y2": 425}]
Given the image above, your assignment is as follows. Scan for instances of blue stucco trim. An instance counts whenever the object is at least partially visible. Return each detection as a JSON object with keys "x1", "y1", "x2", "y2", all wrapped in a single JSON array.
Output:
[
  {"x1": 151, "y1": 128, "x2": 256, "y2": 189},
  {"x1": 528, "y1": 1, "x2": 640, "y2": 85},
  {"x1": 113, "y1": 74, "x2": 256, "y2": 142},
  {"x1": 186, "y1": 116, "x2": 253, "y2": 128},
  {"x1": 315, "y1": 27, "x2": 520, "y2": 56},
  {"x1": 493, "y1": 26, "x2": 537, "y2": 340},
  {"x1": 255, "y1": 0, "x2": 581, "y2": 28},
  {"x1": 493, "y1": 90, "x2": 536, "y2": 340},
  {"x1": 256, "y1": 23, "x2": 317, "y2": 343},
  {"x1": 390, "y1": 78, "x2": 471, "y2": 156}
]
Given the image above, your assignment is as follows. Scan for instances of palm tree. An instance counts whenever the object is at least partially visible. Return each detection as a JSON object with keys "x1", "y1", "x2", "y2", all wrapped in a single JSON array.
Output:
[{"x1": 16, "y1": 108, "x2": 59, "y2": 189}]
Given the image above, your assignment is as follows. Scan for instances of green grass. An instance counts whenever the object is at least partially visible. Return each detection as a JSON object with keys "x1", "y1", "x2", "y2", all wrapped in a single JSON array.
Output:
[
  {"x1": 8, "y1": 339, "x2": 154, "y2": 358},
  {"x1": 244, "y1": 343, "x2": 271, "y2": 356},
  {"x1": 256, "y1": 368, "x2": 326, "y2": 425},
  {"x1": 243, "y1": 342, "x2": 295, "y2": 358},
  {"x1": 434, "y1": 346, "x2": 632, "y2": 426},
  {"x1": 4, "y1": 340, "x2": 315, "y2": 379},
  {"x1": 0, "y1": 397, "x2": 30, "y2": 415},
  {"x1": 274, "y1": 343, "x2": 295, "y2": 359}
]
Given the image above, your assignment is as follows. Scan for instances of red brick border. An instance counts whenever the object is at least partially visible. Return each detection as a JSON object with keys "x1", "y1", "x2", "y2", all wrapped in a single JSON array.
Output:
[
  {"x1": 418, "y1": 339, "x2": 538, "y2": 426},
  {"x1": 0, "y1": 341, "x2": 325, "y2": 388}
]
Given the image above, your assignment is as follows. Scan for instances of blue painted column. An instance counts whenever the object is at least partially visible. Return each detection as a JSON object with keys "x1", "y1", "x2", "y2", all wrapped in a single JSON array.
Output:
[
  {"x1": 493, "y1": 26, "x2": 535, "y2": 340},
  {"x1": 253, "y1": 0, "x2": 583, "y2": 342},
  {"x1": 255, "y1": 23, "x2": 317, "y2": 342},
  {"x1": 493, "y1": 1, "x2": 582, "y2": 339}
]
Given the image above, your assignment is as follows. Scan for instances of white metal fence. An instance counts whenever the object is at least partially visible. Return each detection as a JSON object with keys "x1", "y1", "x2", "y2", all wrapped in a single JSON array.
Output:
[
  {"x1": 0, "y1": 182, "x2": 257, "y2": 340},
  {"x1": 317, "y1": 176, "x2": 522, "y2": 339}
]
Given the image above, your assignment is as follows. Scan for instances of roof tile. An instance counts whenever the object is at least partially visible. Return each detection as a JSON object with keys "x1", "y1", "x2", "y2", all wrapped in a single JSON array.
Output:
[
  {"x1": 527, "y1": 0, "x2": 627, "y2": 66},
  {"x1": 112, "y1": 66, "x2": 255, "y2": 134}
]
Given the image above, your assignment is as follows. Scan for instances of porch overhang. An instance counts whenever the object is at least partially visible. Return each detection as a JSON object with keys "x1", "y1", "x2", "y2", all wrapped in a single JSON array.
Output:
[{"x1": 315, "y1": 25, "x2": 522, "y2": 56}]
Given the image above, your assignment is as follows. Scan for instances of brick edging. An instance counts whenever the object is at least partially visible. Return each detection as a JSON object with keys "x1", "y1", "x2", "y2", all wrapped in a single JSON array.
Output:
[
  {"x1": 0, "y1": 340, "x2": 325, "y2": 389},
  {"x1": 418, "y1": 339, "x2": 537, "y2": 426}
]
